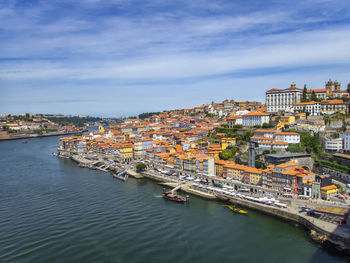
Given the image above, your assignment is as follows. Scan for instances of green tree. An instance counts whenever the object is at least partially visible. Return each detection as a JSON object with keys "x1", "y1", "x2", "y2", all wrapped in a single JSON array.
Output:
[
  {"x1": 136, "y1": 163, "x2": 147, "y2": 171},
  {"x1": 310, "y1": 91, "x2": 317, "y2": 101},
  {"x1": 287, "y1": 144, "x2": 303, "y2": 153},
  {"x1": 262, "y1": 123, "x2": 273, "y2": 128},
  {"x1": 255, "y1": 160, "x2": 267, "y2": 169},
  {"x1": 300, "y1": 132, "x2": 323, "y2": 157},
  {"x1": 243, "y1": 131, "x2": 253, "y2": 141},
  {"x1": 219, "y1": 150, "x2": 232, "y2": 160}
]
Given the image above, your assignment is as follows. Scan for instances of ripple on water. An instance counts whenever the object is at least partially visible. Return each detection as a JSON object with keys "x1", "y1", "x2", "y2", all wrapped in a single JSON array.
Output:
[{"x1": 0, "y1": 137, "x2": 348, "y2": 263}]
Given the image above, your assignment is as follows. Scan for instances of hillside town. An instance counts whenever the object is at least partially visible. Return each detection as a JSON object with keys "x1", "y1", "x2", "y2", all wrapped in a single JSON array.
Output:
[
  {"x1": 57, "y1": 80, "x2": 350, "y2": 251},
  {"x1": 57, "y1": 80, "x2": 350, "y2": 203},
  {"x1": 0, "y1": 113, "x2": 95, "y2": 140}
]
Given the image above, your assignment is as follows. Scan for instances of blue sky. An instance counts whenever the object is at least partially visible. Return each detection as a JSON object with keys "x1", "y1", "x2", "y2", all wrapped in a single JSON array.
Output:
[{"x1": 1, "y1": 0, "x2": 350, "y2": 117}]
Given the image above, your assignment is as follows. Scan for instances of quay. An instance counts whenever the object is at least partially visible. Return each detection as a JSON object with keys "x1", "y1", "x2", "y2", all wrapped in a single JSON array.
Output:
[
  {"x1": 0, "y1": 130, "x2": 87, "y2": 141},
  {"x1": 57, "y1": 151, "x2": 350, "y2": 254}
]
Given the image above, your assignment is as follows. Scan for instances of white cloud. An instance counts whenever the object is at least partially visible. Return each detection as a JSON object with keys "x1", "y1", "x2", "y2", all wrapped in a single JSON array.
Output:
[{"x1": 1, "y1": 0, "x2": 350, "y2": 115}]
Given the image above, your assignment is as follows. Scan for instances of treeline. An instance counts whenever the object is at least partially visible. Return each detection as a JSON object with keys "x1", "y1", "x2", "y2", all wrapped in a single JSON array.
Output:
[
  {"x1": 47, "y1": 116, "x2": 102, "y2": 127},
  {"x1": 138, "y1": 112, "x2": 161, "y2": 119}
]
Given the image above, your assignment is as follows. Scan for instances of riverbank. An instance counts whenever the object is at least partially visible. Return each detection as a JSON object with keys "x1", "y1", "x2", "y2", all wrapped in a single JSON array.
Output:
[
  {"x1": 59, "y1": 152, "x2": 350, "y2": 255},
  {"x1": 0, "y1": 130, "x2": 87, "y2": 141},
  {"x1": 141, "y1": 169, "x2": 350, "y2": 254}
]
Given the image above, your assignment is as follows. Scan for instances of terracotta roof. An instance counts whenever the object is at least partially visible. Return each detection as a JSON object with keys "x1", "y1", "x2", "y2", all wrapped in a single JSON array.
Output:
[
  {"x1": 321, "y1": 185, "x2": 338, "y2": 191},
  {"x1": 307, "y1": 89, "x2": 327, "y2": 93},
  {"x1": 227, "y1": 115, "x2": 242, "y2": 119},
  {"x1": 244, "y1": 112, "x2": 269, "y2": 116},
  {"x1": 251, "y1": 136, "x2": 273, "y2": 140},
  {"x1": 273, "y1": 141, "x2": 288, "y2": 145},
  {"x1": 276, "y1": 132, "x2": 299, "y2": 135},
  {"x1": 321, "y1": 99, "x2": 344, "y2": 104},
  {"x1": 294, "y1": 101, "x2": 319, "y2": 106},
  {"x1": 266, "y1": 88, "x2": 281, "y2": 92},
  {"x1": 286, "y1": 86, "x2": 303, "y2": 91}
]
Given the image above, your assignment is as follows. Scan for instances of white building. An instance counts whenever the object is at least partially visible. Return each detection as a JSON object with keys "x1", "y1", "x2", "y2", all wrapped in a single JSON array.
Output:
[
  {"x1": 266, "y1": 83, "x2": 303, "y2": 113},
  {"x1": 242, "y1": 112, "x2": 270, "y2": 126},
  {"x1": 253, "y1": 129, "x2": 276, "y2": 138},
  {"x1": 203, "y1": 157, "x2": 215, "y2": 176},
  {"x1": 274, "y1": 132, "x2": 300, "y2": 144},
  {"x1": 272, "y1": 141, "x2": 288, "y2": 150},
  {"x1": 227, "y1": 115, "x2": 243, "y2": 127},
  {"x1": 324, "y1": 138, "x2": 343, "y2": 152},
  {"x1": 293, "y1": 101, "x2": 320, "y2": 116},
  {"x1": 344, "y1": 130, "x2": 350, "y2": 152}
]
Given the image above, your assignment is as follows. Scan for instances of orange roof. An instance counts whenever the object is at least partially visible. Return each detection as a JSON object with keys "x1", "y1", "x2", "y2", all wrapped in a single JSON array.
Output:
[
  {"x1": 273, "y1": 141, "x2": 288, "y2": 145},
  {"x1": 227, "y1": 115, "x2": 242, "y2": 120},
  {"x1": 244, "y1": 112, "x2": 269, "y2": 116},
  {"x1": 307, "y1": 89, "x2": 327, "y2": 93},
  {"x1": 286, "y1": 86, "x2": 303, "y2": 91},
  {"x1": 321, "y1": 99, "x2": 344, "y2": 104},
  {"x1": 276, "y1": 132, "x2": 299, "y2": 135},
  {"x1": 244, "y1": 167, "x2": 262, "y2": 174},
  {"x1": 266, "y1": 88, "x2": 281, "y2": 92},
  {"x1": 321, "y1": 185, "x2": 338, "y2": 191},
  {"x1": 215, "y1": 159, "x2": 227, "y2": 165},
  {"x1": 251, "y1": 136, "x2": 273, "y2": 140},
  {"x1": 294, "y1": 101, "x2": 318, "y2": 106}
]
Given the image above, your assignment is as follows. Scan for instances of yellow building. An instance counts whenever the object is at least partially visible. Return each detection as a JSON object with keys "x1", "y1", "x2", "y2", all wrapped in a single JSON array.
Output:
[
  {"x1": 247, "y1": 170, "x2": 262, "y2": 185},
  {"x1": 221, "y1": 138, "x2": 237, "y2": 150},
  {"x1": 320, "y1": 185, "x2": 338, "y2": 200},
  {"x1": 118, "y1": 143, "x2": 133, "y2": 162},
  {"x1": 215, "y1": 159, "x2": 226, "y2": 177},
  {"x1": 277, "y1": 115, "x2": 295, "y2": 130}
]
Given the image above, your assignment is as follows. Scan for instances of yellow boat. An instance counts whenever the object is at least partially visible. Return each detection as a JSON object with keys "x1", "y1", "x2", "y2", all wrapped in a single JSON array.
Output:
[{"x1": 223, "y1": 205, "x2": 248, "y2": 214}]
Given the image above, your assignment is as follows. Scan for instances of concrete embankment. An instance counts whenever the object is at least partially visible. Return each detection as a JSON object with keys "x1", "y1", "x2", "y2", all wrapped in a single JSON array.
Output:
[
  {"x1": 0, "y1": 131, "x2": 85, "y2": 141},
  {"x1": 126, "y1": 169, "x2": 144, "y2": 179},
  {"x1": 62, "y1": 157, "x2": 350, "y2": 254},
  {"x1": 216, "y1": 195, "x2": 350, "y2": 254}
]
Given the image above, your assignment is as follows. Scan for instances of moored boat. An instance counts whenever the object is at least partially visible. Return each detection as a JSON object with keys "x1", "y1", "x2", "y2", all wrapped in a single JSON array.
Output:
[
  {"x1": 162, "y1": 191, "x2": 189, "y2": 203},
  {"x1": 223, "y1": 205, "x2": 248, "y2": 214}
]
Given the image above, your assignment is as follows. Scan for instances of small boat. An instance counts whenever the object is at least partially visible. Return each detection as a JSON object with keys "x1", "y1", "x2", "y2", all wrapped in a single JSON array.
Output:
[
  {"x1": 23, "y1": 140, "x2": 29, "y2": 144},
  {"x1": 223, "y1": 205, "x2": 248, "y2": 214},
  {"x1": 162, "y1": 190, "x2": 189, "y2": 203}
]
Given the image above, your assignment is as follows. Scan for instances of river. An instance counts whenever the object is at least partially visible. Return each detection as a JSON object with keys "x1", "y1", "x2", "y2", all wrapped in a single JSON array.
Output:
[{"x1": 0, "y1": 136, "x2": 348, "y2": 263}]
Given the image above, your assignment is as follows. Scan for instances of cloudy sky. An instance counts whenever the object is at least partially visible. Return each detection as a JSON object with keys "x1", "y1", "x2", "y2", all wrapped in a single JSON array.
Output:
[{"x1": 1, "y1": 0, "x2": 350, "y2": 116}]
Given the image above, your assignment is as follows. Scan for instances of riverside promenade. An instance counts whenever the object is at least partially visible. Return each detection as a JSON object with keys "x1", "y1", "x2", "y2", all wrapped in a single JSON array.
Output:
[
  {"x1": 59, "y1": 151, "x2": 350, "y2": 254},
  {"x1": 0, "y1": 130, "x2": 86, "y2": 141},
  {"x1": 141, "y1": 170, "x2": 350, "y2": 253}
]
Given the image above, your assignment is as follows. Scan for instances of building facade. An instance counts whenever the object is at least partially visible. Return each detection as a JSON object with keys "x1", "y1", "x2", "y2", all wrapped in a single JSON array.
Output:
[
  {"x1": 266, "y1": 83, "x2": 303, "y2": 113},
  {"x1": 241, "y1": 112, "x2": 270, "y2": 126},
  {"x1": 344, "y1": 130, "x2": 350, "y2": 152},
  {"x1": 320, "y1": 100, "x2": 347, "y2": 115},
  {"x1": 324, "y1": 138, "x2": 343, "y2": 152},
  {"x1": 293, "y1": 101, "x2": 320, "y2": 116}
]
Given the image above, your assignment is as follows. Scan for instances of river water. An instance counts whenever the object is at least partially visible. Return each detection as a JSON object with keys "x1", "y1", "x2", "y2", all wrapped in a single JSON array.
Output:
[{"x1": 0, "y1": 136, "x2": 348, "y2": 263}]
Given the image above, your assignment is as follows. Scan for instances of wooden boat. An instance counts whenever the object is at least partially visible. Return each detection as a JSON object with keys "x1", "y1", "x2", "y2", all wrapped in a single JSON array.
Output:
[
  {"x1": 162, "y1": 191, "x2": 189, "y2": 203},
  {"x1": 223, "y1": 205, "x2": 248, "y2": 214}
]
